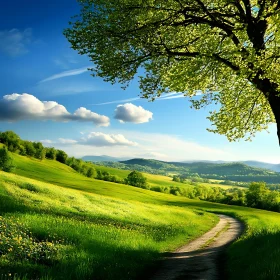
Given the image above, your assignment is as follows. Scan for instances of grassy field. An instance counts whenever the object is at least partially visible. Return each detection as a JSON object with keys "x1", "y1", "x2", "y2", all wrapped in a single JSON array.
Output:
[
  {"x1": 2, "y1": 154, "x2": 280, "y2": 279},
  {"x1": 0, "y1": 170, "x2": 217, "y2": 280},
  {"x1": 199, "y1": 182, "x2": 245, "y2": 190}
]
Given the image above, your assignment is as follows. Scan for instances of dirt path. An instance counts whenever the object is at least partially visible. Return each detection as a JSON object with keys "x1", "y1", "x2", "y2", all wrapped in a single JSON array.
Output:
[{"x1": 150, "y1": 214, "x2": 243, "y2": 280}]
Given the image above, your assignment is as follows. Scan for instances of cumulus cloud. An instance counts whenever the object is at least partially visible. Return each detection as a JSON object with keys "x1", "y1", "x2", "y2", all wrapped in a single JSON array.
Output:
[
  {"x1": 81, "y1": 132, "x2": 137, "y2": 146},
  {"x1": 42, "y1": 132, "x2": 137, "y2": 148},
  {"x1": 39, "y1": 66, "x2": 91, "y2": 83},
  {"x1": 0, "y1": 28, "x2": 33, "y2": 56},
  {"x1": 0, "y1": 93, "x2": 110, "y2": 126},
  {"x1": 114, "y1": 103, "x2": 153, "y2": 123}
]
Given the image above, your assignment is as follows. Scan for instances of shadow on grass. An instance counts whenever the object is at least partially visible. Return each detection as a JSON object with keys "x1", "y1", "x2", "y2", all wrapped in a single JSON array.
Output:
[
  {"x1": 0, "y1": 236, "x2": 159, "y2": 280},
  {"x1": 226, "y1": 229, "x2": 280, "y2": 280}
]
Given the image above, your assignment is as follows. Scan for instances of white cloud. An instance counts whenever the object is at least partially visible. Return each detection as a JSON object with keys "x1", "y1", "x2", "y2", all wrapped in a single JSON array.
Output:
[
  {"x1": 0, "y1": 28, "x2": 33, "y2": 56},
  {"x1": 114, "y1": 103, "x2": 153, "y2": 123},
  {"x1": 81, "y1": 132, "x2": 137, "y2": 146},
  {"x1": 92, "y1": 92, "x2": 181, "y2": 106},
  {"x1": 40, "y1": 139, "x2": 53, "y2": 145},
  {"x1": 33, "y1": 81, "x2": 99, "y2": 97},
  {"x1": 39, "y1": 66, "x2": 91, "y2": 83},
  {"x1": 71, "y1": 107, "x2": 109, "y2": 126},
  {"x1": 45, "y1": 129, "x2": 229, "y2": 161},
  {"x1": 159, "y1": 93, "x2": 185, "y2": 100},
  {"x1": 43, "y1": 132, "x2": 137, "y2": 148},
  {"x1": 0, "y1": 93, "x2": 110, "y2": 126},
  {"x1": 58, "y1": 138, "x2": 78, "y2": 144},
  {"x1": 92, "y1": 97, "x2": 141, "y2": 106}
]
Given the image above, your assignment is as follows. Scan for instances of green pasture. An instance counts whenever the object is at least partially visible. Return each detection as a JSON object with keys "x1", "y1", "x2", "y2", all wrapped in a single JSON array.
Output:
[{"x1": 1, "y1": 153, "x2": 280, "y2": 279}]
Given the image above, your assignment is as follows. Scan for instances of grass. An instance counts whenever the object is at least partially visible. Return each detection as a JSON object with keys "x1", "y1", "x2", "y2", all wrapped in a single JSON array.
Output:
[
  {"x1": 200, "y1": 182, "x2": 245, "y2": 190},
  {"x1": 0, "y1": 171, "x2": 217, "y2": 280},
  {"x1": 2, "y1": 153, "x2": 280, "y2": 279}
]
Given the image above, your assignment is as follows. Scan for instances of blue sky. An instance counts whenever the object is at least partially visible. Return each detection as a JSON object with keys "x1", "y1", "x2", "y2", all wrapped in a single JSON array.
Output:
[{"x1": 0, "y1": 0, "x2": 279, "y2": 163}]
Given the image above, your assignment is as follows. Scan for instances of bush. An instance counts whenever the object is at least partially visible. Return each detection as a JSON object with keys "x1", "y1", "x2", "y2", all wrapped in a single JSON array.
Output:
[
  {"x1": 0, "y1": 146, "x2": 16, "y2": 172},
  {"x1": 125, "y1": 171, "x2": 148, "y2": 189},
  {"x1": 45, "y1": 147, "x2": 57, "y2": 160},
  {"x1": 86, "y1": 167, "x2": 97, "y2": 178},
  {"x1": 56, "y1": 150, "x2": 68, "y2": 164}
]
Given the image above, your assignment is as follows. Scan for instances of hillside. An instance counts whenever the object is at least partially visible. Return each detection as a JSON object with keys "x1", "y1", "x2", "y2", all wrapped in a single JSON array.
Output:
[
  {"x1": 117, "y1": 158, "x2": 280, "y2": 183},
  {"x1": 2, "y1": 153, "x2": 280, "y2": 279}
]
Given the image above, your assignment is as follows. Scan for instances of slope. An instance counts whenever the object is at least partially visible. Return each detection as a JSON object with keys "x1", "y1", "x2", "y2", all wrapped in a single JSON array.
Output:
[{"x1": 2, "y1": 153, "x2": 280, "y2": 279}]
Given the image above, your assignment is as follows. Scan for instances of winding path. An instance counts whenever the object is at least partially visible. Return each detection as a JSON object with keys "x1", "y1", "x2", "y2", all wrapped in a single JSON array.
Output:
[{"x1": 151, "y1": 214, "x2": 243, "y2": 280}]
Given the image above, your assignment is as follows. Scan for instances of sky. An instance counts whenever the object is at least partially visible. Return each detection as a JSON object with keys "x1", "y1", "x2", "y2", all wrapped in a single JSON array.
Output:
[{"x1": 0, "y1": 0, "x2": 279, "y2": 163}]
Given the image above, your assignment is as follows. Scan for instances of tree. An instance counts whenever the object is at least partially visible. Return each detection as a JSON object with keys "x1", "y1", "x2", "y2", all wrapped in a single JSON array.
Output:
[
  {"x1": 86, "y1": 167, "x2": 97, "y2": 178},
  {"x1": 125, "y1": 171, "x2": 148, "y2": 188},
  {"x1": 23, "y1": 141, "x2": 36, "y2": 157},
  {"x1": 65, "y1": 1, "x2": 280, "y2": 143},
  {"x1": 246, "y1": 182, "x2": 269, "y2": 208},
  {"x1": 0, "y1": 146, "x2": 16, "y2": 172},
  {"x1": 45, "y1": 148, "x2": 57, "y2": 160},
  {"x1": 33, "y1": 142, "x2": 46, "y2": 160},
  {"x1": 56, "y1": 150, "x2": 68, "y2": 164},
  {"x1": 0, "y1": 131, "x2": 21, "y2": 152}
]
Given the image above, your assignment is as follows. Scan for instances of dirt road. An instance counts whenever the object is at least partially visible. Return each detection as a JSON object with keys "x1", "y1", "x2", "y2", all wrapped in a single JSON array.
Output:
[{"x1": 151, "y1": 214, "x2": 243, "y2": 280}]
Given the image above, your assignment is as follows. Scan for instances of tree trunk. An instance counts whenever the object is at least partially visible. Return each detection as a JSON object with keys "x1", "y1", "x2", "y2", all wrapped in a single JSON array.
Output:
[
  {"x1": 254, "y1": 77, "x2": 280, "y2": 145},
  {"x1": 267, "y1": 92, "x2": 280, "y2": 146}
]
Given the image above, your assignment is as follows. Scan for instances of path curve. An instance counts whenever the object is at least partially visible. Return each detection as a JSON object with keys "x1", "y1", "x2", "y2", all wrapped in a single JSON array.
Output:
[{"x1": 151, "y1": 214, "x2": 243, "y2": 280}]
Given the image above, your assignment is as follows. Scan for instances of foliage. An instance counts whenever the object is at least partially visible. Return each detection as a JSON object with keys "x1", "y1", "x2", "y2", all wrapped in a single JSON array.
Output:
[
  {"x1": 64, "y1": 0, "x2": 280, "y2": 141},
  {"x1": 125, "y1": 171, "x2": 149, "y2": 189},
  {"x1": 33, "y1": 142, "x2": 46, "y2": 160},
  {"x1": 45, "y1": 148, "x2": 57, "y2": 160},
  {"x1": 86, "y1": 167, "x2": 96, "y2": 178},
  {"x1": 0, "y1": 131, "x2": 21, "y2": 153},
  {"x1": 0, "y1": 147, "x2": 16, "y2": 172},
  {"x1": 55, "y1": 150, "x2": 68, "y2": 164}
]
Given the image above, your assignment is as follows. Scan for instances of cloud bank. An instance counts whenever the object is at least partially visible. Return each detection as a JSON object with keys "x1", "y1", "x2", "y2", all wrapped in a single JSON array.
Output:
[
  {"x1": 0, "y1": 93, "x2": 110, "y2": 126},
  {"x1": 42, "y1": 132, "x2": 137, "y2": 147},
  {"x1": 114, "y1": 103, "x2": 153, "y2": 123},
  {"x1": 80, "y1": 132, "x2": 137, "y2": 146},
  {"x1": 0, "y1": 28, "x2": 33, "y2": 56}
]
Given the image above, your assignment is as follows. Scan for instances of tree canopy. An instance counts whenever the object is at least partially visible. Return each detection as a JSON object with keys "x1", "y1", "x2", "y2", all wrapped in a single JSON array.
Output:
[{"x1": 64, "y1": 0, "x2": 280, "y2": 142}]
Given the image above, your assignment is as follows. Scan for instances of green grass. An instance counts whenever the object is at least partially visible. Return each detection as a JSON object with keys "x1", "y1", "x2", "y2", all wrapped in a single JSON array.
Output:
[
  {"x1": 0, "y1": 171, "x2": 217, "y2": 280},
  {"x1": 2, "y1": 153, "x2": 280, "y2": 279},
  {"x1": 200, "y1": 182, "x2": 245, "y2": 190}
]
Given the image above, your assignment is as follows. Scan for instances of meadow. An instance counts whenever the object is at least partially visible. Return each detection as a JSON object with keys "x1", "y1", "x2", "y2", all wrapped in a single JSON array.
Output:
[
  {"x1": 1, "y1": 153, "x2": 280, "y2": 279},
  {"x1": 0, "y1": 170, "x2": 217, "y2": 280}
]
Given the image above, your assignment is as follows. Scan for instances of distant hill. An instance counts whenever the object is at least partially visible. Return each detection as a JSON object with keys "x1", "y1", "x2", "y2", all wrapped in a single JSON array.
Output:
[
  {"x1": 119, "y1": 158, "x2": 280, "y2": 183},
  {"x1": 241, "y1": 161, "x2": 280, "y2": 172},
  {"x1": 82, "y1": 155, "x2": 130, "y2": 162},
  {"x1": 182, "y1": 160, "x2": 280, "y2": 172}
]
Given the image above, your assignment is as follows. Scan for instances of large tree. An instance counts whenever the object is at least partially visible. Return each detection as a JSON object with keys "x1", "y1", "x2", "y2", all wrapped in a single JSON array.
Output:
[{"x1": 64, "y1": 0, "x2": 280, "y2": 142}]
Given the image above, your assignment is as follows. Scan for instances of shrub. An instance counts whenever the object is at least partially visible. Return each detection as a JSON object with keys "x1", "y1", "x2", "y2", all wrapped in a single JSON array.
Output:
[
  {"x1": 0, "y1": 146, "x2": 16, "y2": 172},
  {"x1": 125, "y1": 171, "x2": 148, "y2": 189},
  {"x1": 86, "y1": 167, "x2": 96, "y2": 178}
]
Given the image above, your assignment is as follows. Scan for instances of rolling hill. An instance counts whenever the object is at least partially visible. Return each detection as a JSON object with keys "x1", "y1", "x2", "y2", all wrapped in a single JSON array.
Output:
[
  {"x1": 117, "y1": 158, "x2": 280, "y2": 183},
  {"x1": 2, "y1": 151, "x2": 280, "y2": 279}
]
